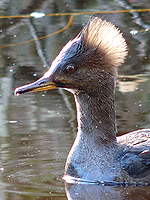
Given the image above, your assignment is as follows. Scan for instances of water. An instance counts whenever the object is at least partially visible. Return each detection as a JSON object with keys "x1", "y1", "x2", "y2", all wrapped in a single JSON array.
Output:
[
  {"x1": 1, "y1": 90, "x2": 73, "y2": 199},
  {"x1": 0, "y1": 0, "x2": 150, "y2": 199}
]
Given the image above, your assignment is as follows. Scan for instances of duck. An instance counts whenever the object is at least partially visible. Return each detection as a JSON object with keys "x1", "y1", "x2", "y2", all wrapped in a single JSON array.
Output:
[{"x1": 14, "y1": 17, "x2": 150, "y2": 184}]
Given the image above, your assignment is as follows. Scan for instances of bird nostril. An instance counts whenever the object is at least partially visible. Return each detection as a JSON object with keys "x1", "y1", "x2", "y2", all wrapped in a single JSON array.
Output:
[{"x1": 38, "y1": 81, "x2": 46, "y2": 85}]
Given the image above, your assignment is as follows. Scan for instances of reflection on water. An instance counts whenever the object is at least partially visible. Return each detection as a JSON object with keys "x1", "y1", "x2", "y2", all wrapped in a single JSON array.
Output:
[
  {"x1": 1, "y1": 90, "x2": 74, "y2": 199},
  {"x1": 65, "y1": 183, "x2": 150, "y2": 200},
  {"x1": 0, "y1": 0, "x2": 150, "y2": 199}
]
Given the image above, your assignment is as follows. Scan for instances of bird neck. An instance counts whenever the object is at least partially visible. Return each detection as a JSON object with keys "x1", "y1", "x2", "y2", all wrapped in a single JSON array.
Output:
[{"x1": 74, "y1": 79, "x2": 117, "y2": 144}]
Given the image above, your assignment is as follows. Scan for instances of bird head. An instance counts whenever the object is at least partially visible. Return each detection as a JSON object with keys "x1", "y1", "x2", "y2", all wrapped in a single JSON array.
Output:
[{"x1": 14, "y1": 17, "x2": 127, "y2": 96}]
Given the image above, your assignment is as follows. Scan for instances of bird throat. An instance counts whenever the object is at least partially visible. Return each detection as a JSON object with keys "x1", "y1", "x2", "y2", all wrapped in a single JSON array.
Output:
[{"x1": 74, "y1": 83, "x2": 116, "y2": 144}]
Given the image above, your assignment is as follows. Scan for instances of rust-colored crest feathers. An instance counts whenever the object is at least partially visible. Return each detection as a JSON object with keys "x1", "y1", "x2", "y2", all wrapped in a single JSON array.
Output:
[{"x1": 82, "y1": 17, "x2": 128, "y2": 68}]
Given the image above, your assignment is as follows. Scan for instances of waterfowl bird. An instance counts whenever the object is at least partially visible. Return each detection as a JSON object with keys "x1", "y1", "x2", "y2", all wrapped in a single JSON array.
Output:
[{"x1": 14, "y1": 17, "x2": 150, "y2": 184}]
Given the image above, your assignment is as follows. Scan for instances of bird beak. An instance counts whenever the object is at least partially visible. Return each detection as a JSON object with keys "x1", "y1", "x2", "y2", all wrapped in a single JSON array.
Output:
[{"x1": 14, "y1": 75, "x2": 57, "y2": 96}]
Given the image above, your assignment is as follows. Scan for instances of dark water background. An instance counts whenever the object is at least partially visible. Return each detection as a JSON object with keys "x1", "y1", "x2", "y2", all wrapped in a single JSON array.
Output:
[{"x1": 0, "y1": 0, "x2": 150, "y2": 199}]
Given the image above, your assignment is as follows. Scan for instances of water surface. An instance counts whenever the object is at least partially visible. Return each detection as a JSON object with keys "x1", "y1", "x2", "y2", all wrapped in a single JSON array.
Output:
[{"x1": 0, "y1": 0, "x2": 150, "y2": 199}]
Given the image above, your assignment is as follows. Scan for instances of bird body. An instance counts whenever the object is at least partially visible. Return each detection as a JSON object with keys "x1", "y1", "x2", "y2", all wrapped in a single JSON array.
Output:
[{"x1": 14, "y1": 17, "x2": 150, "y2": 184}]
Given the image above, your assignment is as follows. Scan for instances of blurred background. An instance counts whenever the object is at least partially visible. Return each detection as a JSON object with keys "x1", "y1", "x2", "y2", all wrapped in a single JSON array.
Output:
[{"x1": 0, "y1": 0, "x2": 150, "y2": 199}]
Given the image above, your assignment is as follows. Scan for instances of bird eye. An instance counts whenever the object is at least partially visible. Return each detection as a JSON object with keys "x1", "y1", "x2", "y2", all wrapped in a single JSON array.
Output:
[{"x1": 66, "y1": 65, "x2": 75, "y2": 74}]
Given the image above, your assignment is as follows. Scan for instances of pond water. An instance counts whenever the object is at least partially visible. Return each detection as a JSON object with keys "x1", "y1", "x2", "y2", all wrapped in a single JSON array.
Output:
[{"x1": 0, "y1": 0, "x2": 150, "y2": 199}]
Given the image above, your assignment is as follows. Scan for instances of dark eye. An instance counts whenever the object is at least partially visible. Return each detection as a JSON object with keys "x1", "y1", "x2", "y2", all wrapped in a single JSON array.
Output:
[{"x1": 66, "y1": 65, "x2": 76, "y2": 74}]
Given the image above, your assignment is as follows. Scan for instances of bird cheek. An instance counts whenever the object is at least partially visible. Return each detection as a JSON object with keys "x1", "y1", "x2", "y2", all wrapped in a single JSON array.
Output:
[{"x1": 54, "y1": 76, "x2": 71, "y2": 85}]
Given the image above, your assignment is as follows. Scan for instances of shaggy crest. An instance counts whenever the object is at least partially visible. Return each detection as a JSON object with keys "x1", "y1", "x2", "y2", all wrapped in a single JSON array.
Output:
[{"x1": 82, "y1": 17, "x2": 128, "y2": 68}]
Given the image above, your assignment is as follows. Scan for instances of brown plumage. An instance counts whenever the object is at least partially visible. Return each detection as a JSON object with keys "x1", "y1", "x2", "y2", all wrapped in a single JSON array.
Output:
[{"x1": 82, "y1": 17, "x2": 127, "y2": 68}]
